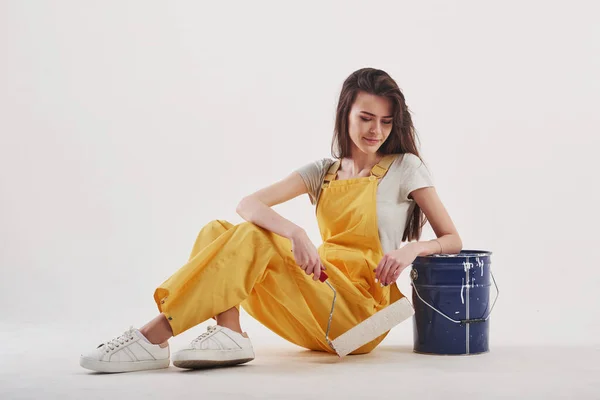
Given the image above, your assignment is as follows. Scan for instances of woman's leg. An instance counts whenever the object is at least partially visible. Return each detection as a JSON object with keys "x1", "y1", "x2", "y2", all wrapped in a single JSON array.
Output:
[
  {"x1": 153, "y1": 219, "x2": 288, "y2": 337},
  {"x1": 215, "y1": 306, "x2": 246, "y2": 336},
  {"x1": 152, "y1": 219, "x2": 392, "y2": 354},
  {"x1": 139, "y1": 314, "x2": 173, "y2": 346},
  {"x1": 141, "y1": 220, "x2": 240, "y2": 345},
  {"x1": 241, "y1": 245, "x2": 403, "y2": 354},
  {"x1": 80, "y1": 220, "x2": 252, "y2": 373},
  {"x1": 139, "y1": 306, "x2": 245, "y2": 346}
]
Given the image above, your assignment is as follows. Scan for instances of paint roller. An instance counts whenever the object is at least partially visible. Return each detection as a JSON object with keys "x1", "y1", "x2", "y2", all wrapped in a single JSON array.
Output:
[{"x1": 319, "y1": 272, "x2": 414, "y2": 357}]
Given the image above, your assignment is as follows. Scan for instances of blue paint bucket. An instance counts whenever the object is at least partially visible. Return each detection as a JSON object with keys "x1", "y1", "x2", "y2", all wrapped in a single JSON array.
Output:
[{"x1": 410, "y1": 250, "x2": 498, "y2": 355}]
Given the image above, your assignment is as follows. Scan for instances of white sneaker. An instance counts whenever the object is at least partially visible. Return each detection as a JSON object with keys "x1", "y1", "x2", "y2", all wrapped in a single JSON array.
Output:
[
  {"x1": 79, "y1": 327, "x2": 170, "y2": 373},
  {"x1": 172, "y1": 325, "x2": 255, "y2": 369}
]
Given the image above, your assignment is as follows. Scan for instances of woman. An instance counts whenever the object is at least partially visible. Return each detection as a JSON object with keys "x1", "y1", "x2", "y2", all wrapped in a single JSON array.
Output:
[{"x1": 80, "y1": 67, "x2": 462, "y2": 373}]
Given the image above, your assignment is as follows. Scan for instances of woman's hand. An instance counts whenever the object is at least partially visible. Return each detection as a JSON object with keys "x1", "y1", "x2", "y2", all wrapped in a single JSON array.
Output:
[
  {"x1": 290, "y1": 229, "x2": 326, "y2": 282},
  {"x1": 374, "y1": 244, "x2": 419, "y2": 286}
]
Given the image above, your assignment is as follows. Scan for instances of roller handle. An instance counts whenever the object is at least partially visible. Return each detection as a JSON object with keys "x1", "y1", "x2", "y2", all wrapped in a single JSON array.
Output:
[{"x1": 319, "y1": 271, "x2": 328, "y2": 282}]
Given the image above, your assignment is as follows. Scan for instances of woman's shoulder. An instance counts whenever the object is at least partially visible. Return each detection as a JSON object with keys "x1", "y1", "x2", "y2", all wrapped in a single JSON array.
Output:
[
  {"x1": 317, "y1": 157, "x2": 337, "y2": 168},
  {"x1": 302, "y1": 157, "x2": 336, "y2": 170},
  {"x1": 391, "y1": 152, "x2": 427, "y2": 171},
  {"x1": 295, "y1": 157, "x2": 337, "y2": 177},
  {"x1": 385, "y1": 153, "x2": 433, "y2": 183}
]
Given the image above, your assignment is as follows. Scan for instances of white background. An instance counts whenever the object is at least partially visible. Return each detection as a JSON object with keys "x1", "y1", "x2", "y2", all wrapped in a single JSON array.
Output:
[{"x1": 1, "y1": 1, "x2": 599, "y2": 397}]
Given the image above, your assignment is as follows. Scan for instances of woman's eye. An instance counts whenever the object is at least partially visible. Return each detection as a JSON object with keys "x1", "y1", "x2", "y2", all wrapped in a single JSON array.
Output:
[{"x1": 361, "y1": 116, "x2": 392, "y2": 125}]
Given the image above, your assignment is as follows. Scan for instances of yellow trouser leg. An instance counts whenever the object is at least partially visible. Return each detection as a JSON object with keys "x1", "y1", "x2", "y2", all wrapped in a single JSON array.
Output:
[
  {"x1": 154, "y1": 220, "x2": 292, "y2": 336},
  {"x1": 187, "y1": 219, "x2": 234, "y2": 260},
  {"x1": 185, "y1": 219, "x2": 242, "y2": 320},
  {"x1": 153, "y1": 219, "x2": 395, "y2": 354}
]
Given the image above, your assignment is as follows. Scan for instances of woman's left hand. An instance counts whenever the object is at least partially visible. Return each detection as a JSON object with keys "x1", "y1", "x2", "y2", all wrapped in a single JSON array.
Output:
[{"x1": 374, "y1": 243, "x2": 419, "y2": 286}]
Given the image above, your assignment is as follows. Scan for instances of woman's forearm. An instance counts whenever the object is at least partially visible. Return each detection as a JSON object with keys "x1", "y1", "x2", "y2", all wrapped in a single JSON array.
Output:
[
  {"x1": 411, "y1": 234, "x2": 463, "y2": 256},
  {"x1": 236, "y1": 196, "x2": 305, "y2": 240}
]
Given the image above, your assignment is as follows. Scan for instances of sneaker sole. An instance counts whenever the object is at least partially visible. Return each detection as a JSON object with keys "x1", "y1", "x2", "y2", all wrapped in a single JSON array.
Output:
[
  {"x1": 172, "y1": 349, "x2": 255, "y2": 369},
  {"x1": 173, "y1": 358, "x2": 254, "y2": 369},
  {"x1": 79, "y1": 356, "x2": 170, "y2": 373}
]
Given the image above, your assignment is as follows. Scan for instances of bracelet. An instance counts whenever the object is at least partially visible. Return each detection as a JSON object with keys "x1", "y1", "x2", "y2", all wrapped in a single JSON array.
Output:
[{"x1": 433, "y1": 239, "x2": 443, "y2": 254}]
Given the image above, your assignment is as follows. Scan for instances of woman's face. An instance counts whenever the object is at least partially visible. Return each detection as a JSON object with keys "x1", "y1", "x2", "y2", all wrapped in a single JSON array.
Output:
[{"x1": 347, "y1": 91, "x2": 394, "y2": 156}]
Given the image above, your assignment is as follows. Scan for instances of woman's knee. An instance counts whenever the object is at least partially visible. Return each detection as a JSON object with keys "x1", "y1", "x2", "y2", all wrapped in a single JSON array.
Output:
[
  {"x1": 207, "y1": 219, "x2": 233, "y2": 231},
  {"x1": 236, "y1": 222, "x2": 270, "y2": 239},
  {"x1": 189, "y1": 220, "x2": 233, "y2": 259},
  {"x1": 237, "y1": 221, "x2": 261, "y2": 231}
]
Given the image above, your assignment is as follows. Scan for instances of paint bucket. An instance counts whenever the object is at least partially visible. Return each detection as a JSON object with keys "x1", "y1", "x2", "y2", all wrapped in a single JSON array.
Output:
[{"x1": 410, "y1": 250, "x2": 498, "y2": 355}]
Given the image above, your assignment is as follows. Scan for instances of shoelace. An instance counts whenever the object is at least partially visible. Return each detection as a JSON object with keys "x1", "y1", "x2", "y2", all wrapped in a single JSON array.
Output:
[
  {"x1": 100, "y1": 326, "x2": 136, "y2": 352},
  {"x1": 191, "y1": 325, "x2": 217, "y2": 345}
]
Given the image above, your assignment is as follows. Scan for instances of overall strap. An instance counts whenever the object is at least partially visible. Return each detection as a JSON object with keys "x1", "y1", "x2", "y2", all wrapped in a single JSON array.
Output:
[
  {"x1": 321, "y1": 154, "x2": 398, "y2": 189},
  {"x1": 321, "y1": 160, "x2": 341, "y2": 189},
  {"x1": 370, "y1": 153, "x2": 398, "y2": 178}
]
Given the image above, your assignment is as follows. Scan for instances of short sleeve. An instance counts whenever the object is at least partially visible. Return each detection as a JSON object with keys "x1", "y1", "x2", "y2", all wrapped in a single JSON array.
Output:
[
  {"x1": 294, "y1": 158, "x2": 333, "y2": 205},
  {"x1": 398, "y1": 153, "x2": 435, "y2": 201}
]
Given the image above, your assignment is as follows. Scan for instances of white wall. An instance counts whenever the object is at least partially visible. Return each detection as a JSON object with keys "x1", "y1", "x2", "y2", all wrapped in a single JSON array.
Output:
[{"x1": 1, "y1": 0, "x2": 598, "y2": 346}]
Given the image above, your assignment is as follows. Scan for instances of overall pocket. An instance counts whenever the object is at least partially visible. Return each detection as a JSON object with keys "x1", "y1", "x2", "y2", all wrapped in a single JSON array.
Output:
[{"x1": 320, "y1": 244, "x2": 374, "y2": 297}]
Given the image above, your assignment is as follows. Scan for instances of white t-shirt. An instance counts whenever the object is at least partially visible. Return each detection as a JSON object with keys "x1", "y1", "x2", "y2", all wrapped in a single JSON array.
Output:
[{"x1": 295, "y1": 153, "x2": 435, "y2": 254}]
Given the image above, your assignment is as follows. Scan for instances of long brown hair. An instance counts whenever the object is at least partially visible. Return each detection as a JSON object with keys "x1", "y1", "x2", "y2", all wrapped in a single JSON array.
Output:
[{"x1": 331, "y1": 67, "x2": 427, "y2": 242}]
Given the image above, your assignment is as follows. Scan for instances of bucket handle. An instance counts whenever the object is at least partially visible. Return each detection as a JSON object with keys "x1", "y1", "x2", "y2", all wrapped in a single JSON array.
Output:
[{"x1": 410, "y1": 268, "x2": 499, "y2": 325}]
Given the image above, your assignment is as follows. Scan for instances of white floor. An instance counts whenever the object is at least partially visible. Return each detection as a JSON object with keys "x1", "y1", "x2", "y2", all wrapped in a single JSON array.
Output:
[{"x1": 1, "y1": 323, "x2": 598, "y2": 400}]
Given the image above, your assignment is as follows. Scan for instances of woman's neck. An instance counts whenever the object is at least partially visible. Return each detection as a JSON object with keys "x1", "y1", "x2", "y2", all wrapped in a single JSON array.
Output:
[{"x1": 342, "y1": 152, "x2": 383, "y2": 175}]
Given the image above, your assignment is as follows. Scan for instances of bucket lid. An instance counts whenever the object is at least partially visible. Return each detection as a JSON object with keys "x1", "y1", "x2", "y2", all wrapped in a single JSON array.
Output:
[{"x1": 418, "y1": 249, "x2": 492, "y2": 259}]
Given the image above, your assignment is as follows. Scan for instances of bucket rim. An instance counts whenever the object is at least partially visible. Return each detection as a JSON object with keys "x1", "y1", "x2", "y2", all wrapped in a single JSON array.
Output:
[{"x1": 416, "y1": 249, "x2": 492, "y2": 259}]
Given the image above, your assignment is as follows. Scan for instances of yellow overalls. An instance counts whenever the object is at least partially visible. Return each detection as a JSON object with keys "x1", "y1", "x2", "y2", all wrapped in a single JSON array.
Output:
[{"x1": 153, "y1": 153, "x2": 403, "y2": 354}]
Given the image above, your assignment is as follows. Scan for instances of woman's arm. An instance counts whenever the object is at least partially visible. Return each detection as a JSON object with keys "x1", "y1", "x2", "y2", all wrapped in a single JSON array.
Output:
[
  {"x1": 376, "y1": 186, "x2": 463, "y2": 285},
  {"x1": 409, "y1": 187, "x2": 463, "y2": 255},
  {"x1": 237, "y1": 171, "x2": 327, "y2": 280},
  {"x1": 236, "y1": 171, "x2": 309, "y2": 240}
]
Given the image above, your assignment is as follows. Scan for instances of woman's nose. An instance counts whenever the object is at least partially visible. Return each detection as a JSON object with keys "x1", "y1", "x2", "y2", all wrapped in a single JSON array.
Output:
[{"x1": 370, "y1": 121, "x2": 383, "y2": 134}]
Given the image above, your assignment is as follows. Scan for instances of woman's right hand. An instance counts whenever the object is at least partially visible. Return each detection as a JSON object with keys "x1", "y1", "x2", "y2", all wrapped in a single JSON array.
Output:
[{"x1": 290, "y1": 229, "x2": 326, "y2": 282}]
